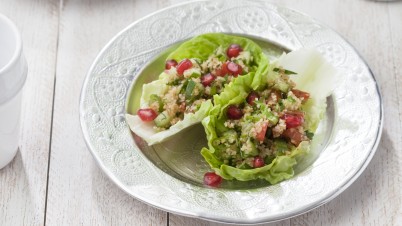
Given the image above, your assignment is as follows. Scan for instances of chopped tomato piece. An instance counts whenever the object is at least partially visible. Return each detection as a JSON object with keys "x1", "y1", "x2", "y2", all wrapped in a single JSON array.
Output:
[
  {"x1": 215, "y1": 62, "x2": 229, "y2": 77},
  {"x1": 292, "y1": 89, "x2": 310, "y2": 101},
  {"x1": 255, "y1": 121, "x2": 268, "y2": 142},
  {"x1": 267, "y1": 90, "x2": 282, "y2": 105},
  {"x1": 137, "y1": 108, "x2": 157, "y2": 122},
  {"x1": 282, "y1": 128, "x2": 305, "y2": 146},
  {"x1": 282, "y1": 113, "x2": 304, "y2": 128}
]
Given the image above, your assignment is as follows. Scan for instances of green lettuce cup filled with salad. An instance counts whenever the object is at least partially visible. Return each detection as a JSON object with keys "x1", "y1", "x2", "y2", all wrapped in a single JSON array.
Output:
[
  {"x1": 201, "y1": 48, "x2": 337, "y2": 186},
  {"x1": 126, "y1": 33, "x2": 269, "y2": 145},
  {"x1": 125, "y1": 33, "x2": 338, "y2": 187}
]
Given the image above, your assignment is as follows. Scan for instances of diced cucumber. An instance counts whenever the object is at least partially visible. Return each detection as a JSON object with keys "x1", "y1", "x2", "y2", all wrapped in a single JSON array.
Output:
[
  {"x1": 154, "y1": 111, "x2": 172, "y2": 128},
  {"x1": 241, "y1": 139, "x2": 258, "y2": 157},
  {"x1": 185, "y1": 80, "x2": 196, "y2": 99},
  {"x1": 222, "y1": 130, "x2": 238, "y2": 144},
  {"x1": 180, "y1": 79, "x2": 189, "y2": 94},
  {"x1": 167, "y1": 79, "x2": 180, "y2": 86},
  {"x1": 184, "y1": 68, "x2": 201, "y2": 78},
  {"x1": 265, "y1": 111, "x2": 279, "y2": 125},
  {"x1": 218, "y1": 55, "x2": 227, "y2": 62},
  {"x1": 237, "y1": 51, "x2": 252, "y2": 64},
  {"x1": 210, "y1": 85, "x2": 217, "y2": 96},
  {"x1": 240, "y1": 122, "x2": 254, "y2": 139},
  {"x1": 272, "y1": 139, "x2": 289, "y2": 154},
  {"x1": 214, "y1": 46, "x2": 226, "y2": 57},
  {"x1": 191, "y1": 58, "x2": 202, "y2": 66},
  {"x1": 273, "y1": 78, "x2": 290, "y2": 93},
  {"x1": 305, "y1": 131, "x2": 314, "y2": 139}
]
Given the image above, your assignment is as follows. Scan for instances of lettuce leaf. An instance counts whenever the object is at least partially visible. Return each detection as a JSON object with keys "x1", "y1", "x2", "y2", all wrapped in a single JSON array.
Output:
[
  {"x1": 275, "y1": 48, "x2": 337, "y2": 101},
  {"x1": 275, "y1": 48, "x2": 338, "y2": 132},
  {"x1": 127, "y1": 33, "x2": 268, "y2": 145},
  {"x1": 201, "y1": 141, "x2": 309, "y2": 184},
  {"x1": 167, "y1": 33, "x2": 269, "y2": 89},
  {"x1": 126, "y1": 99, "x2": 213, "y2": 145},
  {"x1": 167, "y1": 33, "x2": 264, "y2": 63},
  {"x1": 201, "y1": 48, "x2": 337, "y2": 183},
  {"x1": 213, "y1": 72, "x2": 254, "y2": 119}
]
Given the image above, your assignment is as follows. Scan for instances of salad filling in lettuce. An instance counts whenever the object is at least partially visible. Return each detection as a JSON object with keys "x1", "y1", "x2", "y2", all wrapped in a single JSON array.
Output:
[
  {"x1": 126, "y1": 33, "x2": 268, "y2": 145},
  {"x1": 201, "y1": 48, "x2": 337, "y2": 185}
]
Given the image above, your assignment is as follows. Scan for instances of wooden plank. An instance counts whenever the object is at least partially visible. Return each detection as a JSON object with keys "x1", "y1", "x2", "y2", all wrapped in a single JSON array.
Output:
[
  {"x1": 169, "y1": 214, "x2": 290, "y2": 226},
  {"x1": 386, "y1": 1, "x2": 402, "y2": 223},
  {"x1": 0, "y1": 0, "x2": 59, "y2": 225},
  {"x1": 270, "y1": 0, "x2": 402, "y2": 225},
  {"x1": 44, "y1": 0, "x2": 169, "y2": 225}
]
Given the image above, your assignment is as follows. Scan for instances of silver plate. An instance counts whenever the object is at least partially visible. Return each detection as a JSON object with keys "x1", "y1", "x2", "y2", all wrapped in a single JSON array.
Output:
[{"x1": 80, "y1": 0, "x2": 383, "y2": 224}]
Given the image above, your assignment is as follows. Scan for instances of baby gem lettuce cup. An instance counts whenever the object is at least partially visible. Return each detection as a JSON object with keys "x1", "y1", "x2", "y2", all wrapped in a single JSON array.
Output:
[{"x1": 0, "y1": 14, "x2": 27, "y2": 169}]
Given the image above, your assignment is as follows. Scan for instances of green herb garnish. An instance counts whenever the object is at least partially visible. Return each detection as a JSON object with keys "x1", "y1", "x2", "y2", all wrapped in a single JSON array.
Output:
[{"x1": 273, "y1": 67, "x2": 297, "y2": 75}]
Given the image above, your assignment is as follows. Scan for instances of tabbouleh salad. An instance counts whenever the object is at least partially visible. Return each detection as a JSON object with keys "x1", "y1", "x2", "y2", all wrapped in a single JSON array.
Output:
[{"x1": 126, "y1": 33, "x2": 336, "y2": 187}]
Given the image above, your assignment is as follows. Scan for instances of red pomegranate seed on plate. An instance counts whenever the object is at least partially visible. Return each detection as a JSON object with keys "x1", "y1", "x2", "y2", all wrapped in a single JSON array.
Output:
[
  {"x1": 176, "y1": 59, "x2": 193, "y2": 75},
  {"x1": 137, "y1": 108, "x2": 158, "y2": 122},
  {"x1": 165, "y1": 59, "x2": 178, "y2": 70},
  {"x1": 203, "y1": 172, "x2": 222, "y2": 187}
]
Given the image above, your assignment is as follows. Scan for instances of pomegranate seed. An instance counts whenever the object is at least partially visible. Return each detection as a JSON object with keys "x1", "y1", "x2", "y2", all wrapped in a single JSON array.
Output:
[
  {"x1": 137, "y1": 108, "x2": 158, "y2": 122},
  {"x1": 165, "y1": 59, "x2": 178, "y2": 70},
  {"x1": 227, "y1": 44, "x2": 243, "y2": 58},
  {"x1": 291, "y1": 89, "x2": 310, "y2": 101},
  {"x1": 176, "y1": 59, "x2": 193, "y2": 75},
  {"x1": 226, "y1": 105, "x2": 243, "y2": 120},
  {"x1": 246, "y1": 91, "x2": 260, "y2": 105},
  {"x1": 215, "y1": 62, "x2": 229, "y2": 77},
  {"x1": 201, "y1": 73, "x2": 216, "y2": 87},
  {"x1": 253, "y1": 156, "x2": 265, "y2": 168},
  {"x1": 203, "y1": 172, "x2": 222, "y2": 187},
  {"x1": 282, "y1": 113, "x2": 304, "y2": 128},
  {"x1": 227, "y1": 62, "x2": 242, "y2": 77}
]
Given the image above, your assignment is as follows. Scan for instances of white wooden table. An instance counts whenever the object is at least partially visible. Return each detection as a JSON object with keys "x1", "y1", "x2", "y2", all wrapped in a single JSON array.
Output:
[{"x1": 0, "y1": 0, "x2": 401, "y2": 225}]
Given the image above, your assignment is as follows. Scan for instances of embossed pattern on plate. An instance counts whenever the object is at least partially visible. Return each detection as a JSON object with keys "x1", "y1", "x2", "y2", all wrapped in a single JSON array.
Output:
[{"x1": 80, "y1": 0, "x2": 383, "y2": 224}]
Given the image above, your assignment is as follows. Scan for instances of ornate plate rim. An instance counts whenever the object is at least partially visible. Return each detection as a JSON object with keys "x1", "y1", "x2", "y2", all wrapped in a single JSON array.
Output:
[{"x1": 79, "y1": 1, "x2": 384, "y2": 224}]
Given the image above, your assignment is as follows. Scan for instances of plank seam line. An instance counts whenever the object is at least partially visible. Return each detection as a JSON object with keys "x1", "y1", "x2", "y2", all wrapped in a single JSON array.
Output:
[{"x1": 43, "y1": 0, "x2": 62, "y2": 225}]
